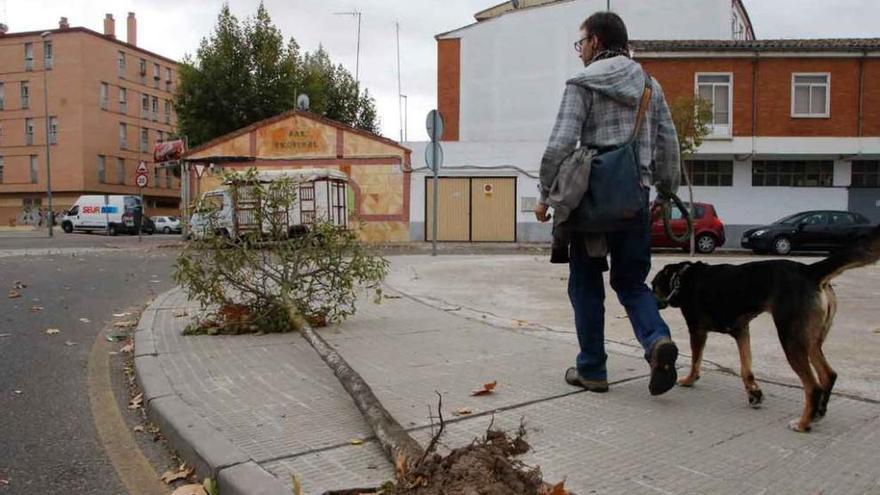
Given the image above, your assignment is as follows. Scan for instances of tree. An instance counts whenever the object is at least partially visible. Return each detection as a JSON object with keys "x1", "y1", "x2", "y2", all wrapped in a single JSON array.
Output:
[
  {"x1": 175, "y1": 2, "x2": 381, "y2": 147},
  {"x1": 669, "y1": 96, "x2": 713, "y2": 256}
]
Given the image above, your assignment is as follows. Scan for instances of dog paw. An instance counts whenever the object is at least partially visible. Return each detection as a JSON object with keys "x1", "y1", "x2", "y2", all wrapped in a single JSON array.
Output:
[
  {"x1": 677, "y1": 375, "x2": 699, "y2": 387},
  {"x1": 748, "y1": 389, "x2": 764, "y2": 409},
  {"x1": 788, "y1": 419, "x2": 811, "y2": 433}
]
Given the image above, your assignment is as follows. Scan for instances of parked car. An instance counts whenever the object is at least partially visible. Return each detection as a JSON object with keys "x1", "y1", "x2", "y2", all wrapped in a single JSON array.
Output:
[
  {"x1": 741, "y1": 210, "x2": 875, "y2": 255},
  {"x1": 60, "y1": 195, "x2": 146, "y2": 236},
  {"x1": 152, "y1": 216, "x2": 182, "y2": 234},
  {"x1": 650, "y1": 202, "x2": 726, "y2": 254},
  {"x1": 140, "y1": 216, "x2": 156, "y2": 235}
]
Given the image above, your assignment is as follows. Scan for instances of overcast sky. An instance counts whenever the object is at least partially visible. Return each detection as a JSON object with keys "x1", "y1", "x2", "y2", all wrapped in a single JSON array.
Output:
[{"x1": 6, "y1": 1, "x2": 880, "y2": 142}]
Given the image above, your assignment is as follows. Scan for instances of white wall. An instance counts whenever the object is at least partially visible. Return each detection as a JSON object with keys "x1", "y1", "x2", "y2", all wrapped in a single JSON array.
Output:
[{"x1": 450, "y1": 0, "x2": 733, "y2": 143}]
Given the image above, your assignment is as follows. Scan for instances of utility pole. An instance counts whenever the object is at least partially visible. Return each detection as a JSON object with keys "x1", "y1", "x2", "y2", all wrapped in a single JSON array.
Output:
[
  {"x1": 396, "y1": 21, "x2": 403, "y2": 143},
  {"x1": 40, "y1": 31, "x2": 53, "y2": 238},
  {"x1": 334, "y1": 11, "x2": 362, "y2": 83}
]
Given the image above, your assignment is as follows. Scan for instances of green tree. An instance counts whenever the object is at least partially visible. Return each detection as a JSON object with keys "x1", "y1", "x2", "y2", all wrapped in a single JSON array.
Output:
[
  {"x1": 669, "y1": 95, "x2": 714, "y2": 256},
  {"x1": 176, "y1": 2, "x2": 381, "y2": 147}
]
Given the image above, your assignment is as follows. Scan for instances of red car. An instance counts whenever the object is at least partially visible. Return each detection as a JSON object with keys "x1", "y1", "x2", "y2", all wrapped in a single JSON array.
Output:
[{"x1": 650, "y1": 202, "x2": 725, "y2": 254}]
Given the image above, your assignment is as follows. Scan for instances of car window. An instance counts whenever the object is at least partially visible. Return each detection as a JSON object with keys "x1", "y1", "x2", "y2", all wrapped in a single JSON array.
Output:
[
  {"x1": 802, "y1": 213, "x2": 828, "y2": 226},
  {"x1": 68, "y1": 206, "x2": 79, "y2": 216},
  {"x1": 830, "y1": 213, "x2": 855, "y2": 225}
]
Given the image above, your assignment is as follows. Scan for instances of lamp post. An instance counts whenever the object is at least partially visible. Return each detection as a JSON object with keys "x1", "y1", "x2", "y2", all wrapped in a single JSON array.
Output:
[
  {"x1": 334, "y1": 11, "x2": 361, "y2": 83},
  {"x1": 40, "y1": 31, "x2": 53, "y2": 238}
]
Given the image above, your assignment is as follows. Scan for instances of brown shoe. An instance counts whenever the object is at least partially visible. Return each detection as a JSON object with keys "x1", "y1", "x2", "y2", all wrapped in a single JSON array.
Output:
[
  {"x1": 649, "y1": 338, "x2": 678, "y2": 396},
  {"x1": 565, "y1": 368, "x2": 609, "y2": 393}
]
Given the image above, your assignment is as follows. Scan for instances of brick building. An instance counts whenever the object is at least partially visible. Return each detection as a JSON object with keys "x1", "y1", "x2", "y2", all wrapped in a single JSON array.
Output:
[
  {"x1": 407, "y1": 0, "x2": 755, "y2": 242},
  {"x1": 410, "y1": 0, "x2": 880, "y2": 244},
  {"x1": 0, "y1": 14, "x2": 180, "y2": 227}
]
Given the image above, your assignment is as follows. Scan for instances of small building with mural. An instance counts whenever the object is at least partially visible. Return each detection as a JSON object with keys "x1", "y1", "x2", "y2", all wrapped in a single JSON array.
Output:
[{"x1": 181, "y1": 110, "x2": 412, "y2": 243}]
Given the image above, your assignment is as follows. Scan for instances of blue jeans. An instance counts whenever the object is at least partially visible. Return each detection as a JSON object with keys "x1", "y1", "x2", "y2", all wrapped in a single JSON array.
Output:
[{"x1": 568, "y1": 217, "x2": 672, "y2": 381}]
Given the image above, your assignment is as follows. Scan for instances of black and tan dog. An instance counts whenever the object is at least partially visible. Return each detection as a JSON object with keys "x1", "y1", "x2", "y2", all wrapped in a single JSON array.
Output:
[{"x1": 651, "y1": 226, "x2": 880, "y2": 432}]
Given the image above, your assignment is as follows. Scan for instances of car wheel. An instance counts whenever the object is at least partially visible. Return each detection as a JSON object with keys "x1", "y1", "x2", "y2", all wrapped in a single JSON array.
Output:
[
  {"x1": 773, "y1": 236, "x2": 792, "y2": 255},
  {"x1": 108, "y1": 225, "x2": 118, "y2": 236},
  {"x1": 696, "y1": 234, "x2": 717, "y2": 254},
  {"x1": 163, "y1": 227, "x2": 171, "y2": 234},
  {"x1": 62, "y1": 222, "x2": 73, "y2": 233}
]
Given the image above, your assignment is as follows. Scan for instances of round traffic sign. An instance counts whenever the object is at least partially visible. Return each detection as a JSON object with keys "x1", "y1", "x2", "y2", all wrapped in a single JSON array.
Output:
[
  {"x1": 426, "y1": 110, "x2": 444, "y2": 142},
  {"x1": 425, "y1": 143, "x2": 443, "y2": 172},
  {"x1": 136, "y1": 174, "x2": 148, "y2": 188}
]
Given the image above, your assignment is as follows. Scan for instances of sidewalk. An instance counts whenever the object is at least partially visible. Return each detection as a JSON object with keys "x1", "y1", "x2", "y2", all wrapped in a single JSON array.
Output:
[{"x1": 136, "y1": 278, "x2": 880, "y2": 494}]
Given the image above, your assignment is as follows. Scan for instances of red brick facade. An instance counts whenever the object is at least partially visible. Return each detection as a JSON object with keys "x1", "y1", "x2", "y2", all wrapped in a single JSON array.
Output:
[
  {"x1": 640, "y1": 55, "x2": 880, "y2": 138},
  {"x1": 437, "y1": 38, "x2": 460, "y2": 142}
]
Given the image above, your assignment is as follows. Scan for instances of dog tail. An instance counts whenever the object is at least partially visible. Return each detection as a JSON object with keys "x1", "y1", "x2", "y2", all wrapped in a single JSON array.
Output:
[{"x1": 808, "y1": 225, "x2": 880, "y2": 283}]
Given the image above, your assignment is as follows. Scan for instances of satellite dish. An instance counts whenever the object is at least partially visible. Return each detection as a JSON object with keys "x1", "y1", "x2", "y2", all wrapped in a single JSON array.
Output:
[{"x1": 296, "y1": 94, "x2": 310, "y2": 111}]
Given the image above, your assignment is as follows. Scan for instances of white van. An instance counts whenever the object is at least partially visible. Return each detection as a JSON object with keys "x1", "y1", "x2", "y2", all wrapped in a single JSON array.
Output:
[
  {"x1": 188, "y1": 169, "x2": 348, "y2": 240},
  {"x1": 60, "y1": 195, "x2": 144, "y2": 235}
]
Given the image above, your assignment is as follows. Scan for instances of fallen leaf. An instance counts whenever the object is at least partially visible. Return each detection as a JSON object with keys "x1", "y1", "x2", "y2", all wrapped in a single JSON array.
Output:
[
  {"x1": 30, "y1": 306, "x2": 44, "y2": 312},
  {"x1": 170, "y1": 484, "x2": 206, "y2": 495},
  {"x1": 64, "y1": 341, "x2": 77, "y2": 346},
  {"x1": 114, "y1": 320, "x2": 137, "y2": 328},
  {"x1": 128, "y1": 392, "x2": 143, "y2": 409},
  {"x1": 79, "y1": 317, "x2": 91, "y2": 323},
  {"x1": 173, "y1": 310, "x2": 188, "y2": 318},
  {"x1": 46, "y1": 328, "x2": 61, "y2": 335},
  {"x1": 8, "y1": 290, "x2": 21, "y2": 299},
  {"x1": 292, "y1": 475, "x2": 303, "y2": 495},
  {"x1": 133, "y1": 425, "x2": 145, "y2": 433},
  {"x1": 203, "y1": 478, "x2": 219, "y2": 495},
  {"x1": 13, "y1": 281, "x2": 26, "y2": 289},
  {"x1": 471, "y1": 380, "x2": 498, "y2": 396},
  {"x1": 453, "y1": 408, "x2": 473, "y2": 416},
  {"x1": 113, "y1": 312, "x2": 130, "y2": 317},
  {"x1": 540, "y1": 481, "x2": 568, "y2": 495},
  {"x1": 161, "y1": 467, "x2": 194, "y2": 484},
  {"x1": 120, "y1": 343, "x2": 134, "y2": 353},
  {"x1": 512, "y1": 319, "x2": 530, "y2": 327},
  {"x1": 349, "y1": 439, "x2": 364, "y2": 445}
]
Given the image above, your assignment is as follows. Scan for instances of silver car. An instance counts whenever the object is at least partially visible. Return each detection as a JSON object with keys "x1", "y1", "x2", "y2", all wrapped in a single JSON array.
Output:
[{"x1": 151, "y1": 216, "x2": 182, "y2": 234}]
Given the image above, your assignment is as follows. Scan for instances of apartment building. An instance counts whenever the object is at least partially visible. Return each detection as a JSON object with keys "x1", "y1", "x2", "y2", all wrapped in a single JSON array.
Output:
[{"x1": 0, "y1": 13, "x2": 180, "y2": 226}]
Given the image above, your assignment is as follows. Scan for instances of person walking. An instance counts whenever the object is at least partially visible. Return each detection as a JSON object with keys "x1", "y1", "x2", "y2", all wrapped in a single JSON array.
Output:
[{"x1": 536, "y1": 12, "x2": 681, "y2": 395}]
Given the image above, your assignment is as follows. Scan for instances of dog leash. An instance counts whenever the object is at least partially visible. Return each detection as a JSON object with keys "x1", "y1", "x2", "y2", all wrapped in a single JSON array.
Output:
[{"x1": 657, "y1": 189, "x2": 693, "y2": 244}]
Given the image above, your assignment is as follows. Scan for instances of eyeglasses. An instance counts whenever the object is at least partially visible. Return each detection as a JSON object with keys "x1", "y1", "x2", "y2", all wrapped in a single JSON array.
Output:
[{"x1": 574, "y1": 36, "x2": 590, "y2": 52}]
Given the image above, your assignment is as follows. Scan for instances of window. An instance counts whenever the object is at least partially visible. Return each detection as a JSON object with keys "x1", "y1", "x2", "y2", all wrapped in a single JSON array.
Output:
[
  {"x1": 25, "y1": 118, "x2": 34, "y2": 145},
  {"x1": 0, "y1": 82, "x2": 4, "y2": 110},
  {"x1": 153, "y1": 63, "x2": 160, "y2": 88},
  {"x1": 153, "y1": 164, "x2": 160, "y2": 186},
  {"x1": 165, "y1": 67, "x2": 172, "y2": 91},
  {"x1": 118, "y1": 51, "x2": 126, "y2": 77},
  {"x1": 684, "y1": 160, "x2": 733, "y2": 186},
  {"x1": 852, "y1": 160, "x2": 880, "y2": 188},
  {"x1": 752, "y1": 160, "x2": 834, "y2": 187},
  {"x1": 829, "y1": 212, "x2": 856, "y2": 225},
  {"x1": 141, "y1": 93, "x2": 149, "y2": 117},
  {"x1": 166, "y1": 168, "x2": 172, "y2": 188},
  {"x1": 100, "y1": 82, "x2": 109, "y2": 109},
  {"x1": 24, "y1": 42, "x2": 33, "y2": 71},
  {"x1": 164, "y1": 100, "x2": 172, "y2": 124},
  {"x1": 792, "y1": 74, "x2": 830, "y2": 118},
  {"x1": 151, "y1": 96, "x2": 159, "y2": 121},
  {"x1": 43, "y1": 41, "x2": 53, "y2": 69},
  {"x1": 140, "y1": 128, "x2": 149, "y2": 152},
  {"x1": 97, "y1": 155, "x2": 106, "y2": 183},
  {"x1": 119, "y1": 87, "x2": 127, "y2": 113},
  {"x1": 696, "y1": 73, "x2": 732, "y2": 137},
  {"x1": 157, "y1": 130, "x2": 163, "y2": 143},
  {"x1": 0, "y1": 156, "x2": 4, "y2": 183},
  {"x1": 116, "y1": 157, "x2": 125, "y2": 184},
  {"x1": 49, "y1": 117, "x2": 58, "y2": 144},
  {"x1": 139, "y1": 58, "x2": 147, "y2": 83},
  {"x1": 119, "y1": 123, "x2": 127, "y2": 148},
  {"x1": 21, "y1": 82, "x2": 29, "y2": 109},
  {"x1": 30, "y1": 155, "x2": 38, "y2": 183}
]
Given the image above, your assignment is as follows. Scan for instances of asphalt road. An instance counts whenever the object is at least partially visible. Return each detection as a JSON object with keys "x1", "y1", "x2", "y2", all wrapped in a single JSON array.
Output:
[{"x1": 0, "y1": 240, "x2": 178, "y2": 494}]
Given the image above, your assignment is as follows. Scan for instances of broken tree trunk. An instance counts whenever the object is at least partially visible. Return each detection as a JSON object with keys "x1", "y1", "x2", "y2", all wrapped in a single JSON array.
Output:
[{"x1": 283, "y1": 300, "x2": 425, "y2": 475}]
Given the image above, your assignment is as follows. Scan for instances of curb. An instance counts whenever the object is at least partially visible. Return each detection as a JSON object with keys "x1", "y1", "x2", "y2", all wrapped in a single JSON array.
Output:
[{"x1": 134, "y1": 288, "x2": 292, "y2": 495}]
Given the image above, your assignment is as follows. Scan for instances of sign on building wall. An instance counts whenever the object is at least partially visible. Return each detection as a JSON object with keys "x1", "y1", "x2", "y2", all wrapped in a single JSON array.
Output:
[{"x1": 154, "y1": 139, "x2": 185, "y2": 162}]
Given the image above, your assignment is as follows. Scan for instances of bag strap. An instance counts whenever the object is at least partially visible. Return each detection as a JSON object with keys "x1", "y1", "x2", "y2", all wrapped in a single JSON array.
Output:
[{"x1": 628, "y1": 70, "x2": 653, "y2": 144}]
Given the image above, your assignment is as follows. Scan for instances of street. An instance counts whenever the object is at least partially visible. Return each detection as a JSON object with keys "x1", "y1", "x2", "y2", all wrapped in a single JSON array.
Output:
[{"x1": 0, "y1": 233, "x2": 178, "y2": 494}]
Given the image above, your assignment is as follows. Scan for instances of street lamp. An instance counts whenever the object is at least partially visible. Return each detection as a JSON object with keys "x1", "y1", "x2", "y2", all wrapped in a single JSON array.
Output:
[
  {"x1": 334, "y1": 10, "x2": 361, "y2": 83},
  {"x1": 40, "y1": 31, "x2": 53, "y2": 238}
]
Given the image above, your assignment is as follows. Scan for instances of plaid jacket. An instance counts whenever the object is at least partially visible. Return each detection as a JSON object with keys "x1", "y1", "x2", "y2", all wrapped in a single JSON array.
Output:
[{"x1": 539, "y1": 56, "x2": 680, "y2": 204}]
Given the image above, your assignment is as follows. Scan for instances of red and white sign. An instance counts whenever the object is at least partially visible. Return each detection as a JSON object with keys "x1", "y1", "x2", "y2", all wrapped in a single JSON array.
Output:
[
  {"x1": 153, "y1": 139, "x2": 185, "y2": 162},
  {"x1": 136, "y1": 162, "x2": 148, "y2": 174},
  {"x1": 136, "y1": 174, "x2": 148, "y2": 188},
  {"x1": 136, "y1": 161, "x2": 148, "y2": 188},
  {"x1": 194, "y1": 164, "x2": 207, "y2": 179}
]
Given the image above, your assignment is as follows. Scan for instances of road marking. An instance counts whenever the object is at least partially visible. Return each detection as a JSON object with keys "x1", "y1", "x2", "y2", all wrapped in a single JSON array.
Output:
[{"x1": 88, "y1": 322, "x2": 168, "y2": 495}]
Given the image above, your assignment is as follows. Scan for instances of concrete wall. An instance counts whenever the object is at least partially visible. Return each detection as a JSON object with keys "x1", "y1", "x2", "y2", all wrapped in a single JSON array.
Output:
[{"x1": 441, "y1": 0, "x2": 737, "y2": 143}]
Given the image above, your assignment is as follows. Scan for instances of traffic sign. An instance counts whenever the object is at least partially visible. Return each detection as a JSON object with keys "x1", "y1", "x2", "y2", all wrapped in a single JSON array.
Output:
[
  {"x1": 426, "y1": 110, "x2": 444, "y2": 142},
  {"x1": 195, "y1": 164, "x2": 206, "y2": 179},
  {"x1": 425, "y1": 142, "x2": 443, "y2": 172},
  {"x1": 135, "y1": 174, "x2": 148, "y2": 188},
  {"x1": 136, "y1": 161, "x2": 148, "y2": 174}
]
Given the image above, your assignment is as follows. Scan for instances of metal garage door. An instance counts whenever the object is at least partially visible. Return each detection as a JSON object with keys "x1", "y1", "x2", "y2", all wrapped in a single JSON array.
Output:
[{"x1": 425, "y1": 177, "x2": 516, "y2": 242}]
